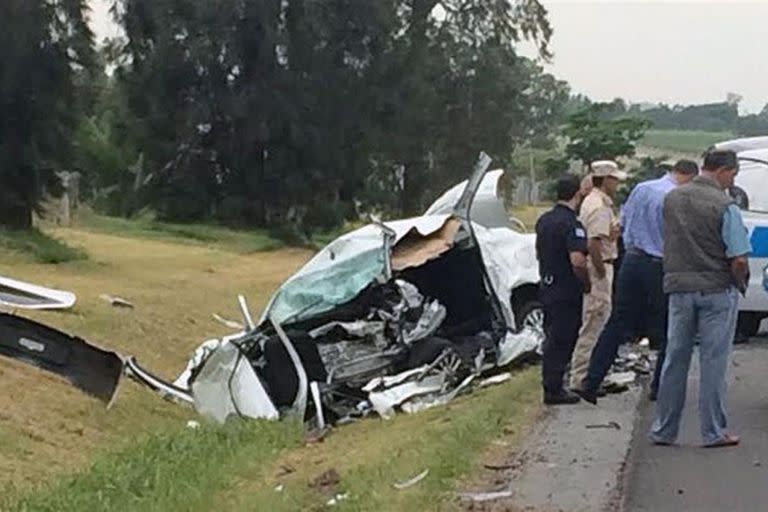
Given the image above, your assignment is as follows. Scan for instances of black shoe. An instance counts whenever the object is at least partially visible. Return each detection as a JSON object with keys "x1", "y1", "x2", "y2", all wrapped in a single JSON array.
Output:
[
  {"x1": 544, "y1": 390, "x2": 581, "y2": 405},
  {"x1": 572, "y1": 387, "x2": 598, "y2": 405}
]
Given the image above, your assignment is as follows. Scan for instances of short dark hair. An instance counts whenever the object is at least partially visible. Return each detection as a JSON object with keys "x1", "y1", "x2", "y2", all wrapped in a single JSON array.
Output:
[
  {"x1": 556, "y1": 174, "x2": 581, "y2": 201},
  {"x1": 702, "y1": 149, "x2": 738, "y2": 172},
  {"x1": 673, "y1": 159, "x2": 699, "y2": 175}
]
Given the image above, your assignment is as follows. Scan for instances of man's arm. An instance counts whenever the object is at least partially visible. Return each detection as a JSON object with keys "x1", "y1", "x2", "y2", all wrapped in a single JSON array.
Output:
[
  {"x1": 722, "y1": 204, "x2": 752, "y2": 294},
  {"x1": 731, "y1": 257, "x2": 750, "y2": 294},
  {"x1": 567, "y1": 222, "x2": 591, "y2": 293},
  {"x1": 587, "y1": 238, "x2": 606, "y2": 279},
  {"x1": 582, "y1": 205, "x2": 611, "y2": 279},
  {"x1": 570, "y1": 251, "x2": 591, "y2": 294}
]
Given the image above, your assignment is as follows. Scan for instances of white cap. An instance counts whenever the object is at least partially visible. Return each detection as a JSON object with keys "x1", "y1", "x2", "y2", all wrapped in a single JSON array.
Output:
[{"x1": 590, "y1": 160, "x2": 627, "y2": 181}]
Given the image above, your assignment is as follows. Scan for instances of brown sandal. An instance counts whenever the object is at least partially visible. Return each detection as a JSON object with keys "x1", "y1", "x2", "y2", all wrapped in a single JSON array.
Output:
[{"x1": 704, "y1": 433, "x2": 740, "y2": 448}]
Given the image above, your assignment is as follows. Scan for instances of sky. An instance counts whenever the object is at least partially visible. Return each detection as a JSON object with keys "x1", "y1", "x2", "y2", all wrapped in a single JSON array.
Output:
[{"x1": 87, "y1": 0, "x2": 768, "y2": 113}]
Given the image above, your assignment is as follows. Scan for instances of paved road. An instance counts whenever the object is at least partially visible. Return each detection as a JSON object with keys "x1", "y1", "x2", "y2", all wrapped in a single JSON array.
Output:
[
  {"x1": 623, "y1": 343, "x2": 768, "y2": 512},
  {"x1": 460, "y1": 385, "x2": 642, "y2": 511}
]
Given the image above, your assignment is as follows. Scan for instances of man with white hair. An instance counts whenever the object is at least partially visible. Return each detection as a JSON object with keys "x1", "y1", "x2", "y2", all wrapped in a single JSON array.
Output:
[{"x1": 569, "y1": 160, "x2": 626, "y2": 390}]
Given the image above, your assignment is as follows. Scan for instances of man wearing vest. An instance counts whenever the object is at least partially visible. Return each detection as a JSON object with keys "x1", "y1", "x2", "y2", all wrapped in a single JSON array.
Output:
[
  {"x1": 650, "y1": 149, "x2": 751, "y2": 448},
  {"x1": 569, "y1": 160, "x2": 625, "y2": 391}
]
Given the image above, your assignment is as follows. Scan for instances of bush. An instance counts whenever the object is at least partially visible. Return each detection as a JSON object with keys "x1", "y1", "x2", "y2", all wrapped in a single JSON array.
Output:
[{"x1": 0, "y1": 228, "x2": 87, "y2": 264}]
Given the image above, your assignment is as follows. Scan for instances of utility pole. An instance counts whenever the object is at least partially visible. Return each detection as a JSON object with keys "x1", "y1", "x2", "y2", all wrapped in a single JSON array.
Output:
[{"x1": 529, "y1": 148, "x2": 536, "y2": 204}]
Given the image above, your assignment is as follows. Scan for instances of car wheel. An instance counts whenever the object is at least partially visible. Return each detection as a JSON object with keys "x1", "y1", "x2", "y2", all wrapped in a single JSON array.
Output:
[
  {"x1": 517, "y1": 300, "x2": 544, "y2": 336},
  {"x1": 735, "y1": 312, "x2": 763, "y2": 344}
]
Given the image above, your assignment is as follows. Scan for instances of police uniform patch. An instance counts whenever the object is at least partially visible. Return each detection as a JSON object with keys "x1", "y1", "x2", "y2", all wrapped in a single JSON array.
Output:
[{"x1": 575, "y1": 227, "x2": 586, "y2": 238}]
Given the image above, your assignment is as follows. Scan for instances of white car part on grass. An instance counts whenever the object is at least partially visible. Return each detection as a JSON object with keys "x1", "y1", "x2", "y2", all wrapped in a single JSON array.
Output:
[{"x1": 0, "y1": 275, "x2": 76, "y2": 310}]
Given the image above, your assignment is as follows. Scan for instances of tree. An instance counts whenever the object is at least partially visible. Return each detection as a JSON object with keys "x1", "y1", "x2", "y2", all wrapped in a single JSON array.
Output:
[
  {"x1": 0, "y1": 0, "x2": 94, "y2": 228},
  {"x1": 362, "y1": 0, "x2": 564, "y2": 215},
  {"x1": 616, "y1": 156, "x2": 668, "y2": 205},
  {"x1": 562, "y1": 103, "x2": 650, "y2": 168},
  {"x1": 109, "y1": 0, "x2": 563, "y2": 234}
]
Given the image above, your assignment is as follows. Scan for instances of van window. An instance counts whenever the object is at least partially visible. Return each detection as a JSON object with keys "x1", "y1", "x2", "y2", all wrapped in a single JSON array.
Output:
[{"x1": 736, "y1": 159, "x2": 768, "y2": 213}]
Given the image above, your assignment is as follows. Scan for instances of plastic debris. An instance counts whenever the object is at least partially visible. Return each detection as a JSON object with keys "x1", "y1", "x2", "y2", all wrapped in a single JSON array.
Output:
[
  {"x1": 479, "y1": 372, "x2": 512, "y2": 388},
  {"x1": 326, "y1": 493, "x2": 350, "y2": 506},
  {"x1": 393, "y1": 469, "x2": 429, "y2": 490},
  {"x1": 458, "y1": 489, "x2": 514, "y2": 502},
  {"x1": 212, "y1": 314, "x2": 244, "y2": 329},
  {"x1": 99, "y1": 294, "x2": 134, "y2": 308}
]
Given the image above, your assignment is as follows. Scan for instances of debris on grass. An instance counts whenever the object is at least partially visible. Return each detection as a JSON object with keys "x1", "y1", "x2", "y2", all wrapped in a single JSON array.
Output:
[
  {"x1": 99, "y1": 294, "x2": 134, "y2": 308},
  {"x1": 457, "y1": 489, "x2": 514, "y2": 502},
  {"x1": 393, "y1": 469, "x2": 429, "y2": 490},
  {"x1": 276, "y1": 465, "x2": 296, "y2": 477},
  {"x1": 212, "y1": 313, "x2": 244, "y2": 329},
  {"x1": 479, "y1": 372, "x2": 512, "y2": 388},
  {"x1": 309, "y1": 468, "x2": 341, "y2": 492},
  {"x1": 305, "y1": 426, "x2": 332, "y2": 445},
  {"x1": 326, "y1": 492, "x2": 349, "y2": 506}
]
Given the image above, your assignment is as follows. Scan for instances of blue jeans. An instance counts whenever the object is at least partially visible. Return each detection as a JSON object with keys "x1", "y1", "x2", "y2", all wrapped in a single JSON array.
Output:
[
  {"x1": 583, "y1": 251, "x2": 667, "y2": 394},
  {"x1": 649, "y1": 288, "x2": 738, "y2": 445}
]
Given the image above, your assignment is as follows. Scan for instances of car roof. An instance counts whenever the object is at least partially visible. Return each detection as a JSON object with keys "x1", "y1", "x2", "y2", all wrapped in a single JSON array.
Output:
[{"x1": 714, "y1": 136, "x2": 768, "y2": 154}]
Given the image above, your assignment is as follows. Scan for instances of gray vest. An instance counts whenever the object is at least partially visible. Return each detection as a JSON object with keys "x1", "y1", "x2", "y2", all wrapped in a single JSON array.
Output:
[{"x1": 663, "y1": 176, "x2": 734, "y2": 294}]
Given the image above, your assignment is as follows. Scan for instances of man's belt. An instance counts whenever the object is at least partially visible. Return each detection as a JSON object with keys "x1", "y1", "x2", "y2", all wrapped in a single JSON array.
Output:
[{"x1": 626, "y1": 247, "x2": 662, "y2": 262}]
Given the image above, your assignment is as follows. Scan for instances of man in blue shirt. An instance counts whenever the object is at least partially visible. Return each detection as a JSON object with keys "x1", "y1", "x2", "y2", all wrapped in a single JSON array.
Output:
[{"x1": 574, "y1": 160, "x2": 699, "y2": 404}]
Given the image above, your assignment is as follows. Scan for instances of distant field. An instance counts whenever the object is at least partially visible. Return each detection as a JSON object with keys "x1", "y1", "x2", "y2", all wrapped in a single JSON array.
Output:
[{"x1": 641, "y1": 129, "x2": 733, "y2": 155}]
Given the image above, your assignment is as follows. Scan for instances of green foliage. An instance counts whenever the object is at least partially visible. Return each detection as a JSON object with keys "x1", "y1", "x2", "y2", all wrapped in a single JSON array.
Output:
[
  {"x1": 630, "y1": 102, "x2": 738, "y2": 133},
  {"x1": 0, "y1": 229, "x2": 87, "y2": 264},
  {"x1": 0, "y1": 0, "x2": 94, "y2": 228},
  {"x1": 562, "y1": 103, "x2": 651, "y2": 167},
  {"x1": 106, "y1": 0, "x2": 565, "y2": 233},
  {"x1": 736, "y1": 104, "x2": 768, "y2": 136}
]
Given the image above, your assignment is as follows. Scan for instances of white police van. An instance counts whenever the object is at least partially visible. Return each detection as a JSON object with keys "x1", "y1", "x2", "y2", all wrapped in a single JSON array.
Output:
[{"x1": 713, "y1": 137, "x2": 768, "y2": 338}]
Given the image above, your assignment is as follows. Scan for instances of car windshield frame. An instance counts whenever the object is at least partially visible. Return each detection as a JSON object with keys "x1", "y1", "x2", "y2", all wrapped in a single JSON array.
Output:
[{"x1": 736, "y1": 156, "x2": 768, "y2": 214}]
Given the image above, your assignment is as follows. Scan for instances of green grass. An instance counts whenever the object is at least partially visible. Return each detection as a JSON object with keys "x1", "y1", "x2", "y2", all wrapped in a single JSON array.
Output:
[
  {"x1": 75, "y1": 211, "x2": 357, "y2": 253},
  {"x1": 76, "y1": 212, "x2": 285, "y2": 254},
  {"x1": 510, "y1": 204, "x2": 548, "y2": 232},
  {"x1": 3, "y1": 419, "x2": 303, "y2": 512},
  {"x1": 215, "y1": 369, "x2": 540, "y2": 512},
  {"x1": 3, "y1": 369, "x2": 539, "y2": 512},
  {"x1": 0, "y1": 228, "x2": 87, "y2": 264},
  {"x1": 641, "y1": 129, "x2": 733, "y2": 155},
  {"x1": 0, "y1": 224, "x2": 542, "y2": 510}
]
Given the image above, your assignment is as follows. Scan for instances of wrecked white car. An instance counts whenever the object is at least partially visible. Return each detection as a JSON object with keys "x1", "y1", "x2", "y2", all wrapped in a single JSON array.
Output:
[
  {"x1": 125, "y1": 153, "x2": 543, "y2": 423},
  {"x1": 0, "y1": 153, "x2": 543, "y2": 425}
]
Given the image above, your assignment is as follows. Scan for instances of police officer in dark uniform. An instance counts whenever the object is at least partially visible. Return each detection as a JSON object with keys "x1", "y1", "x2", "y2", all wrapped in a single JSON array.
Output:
[{"x1": 535, "y1": 174, "x2": 591, "y2": 405}]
